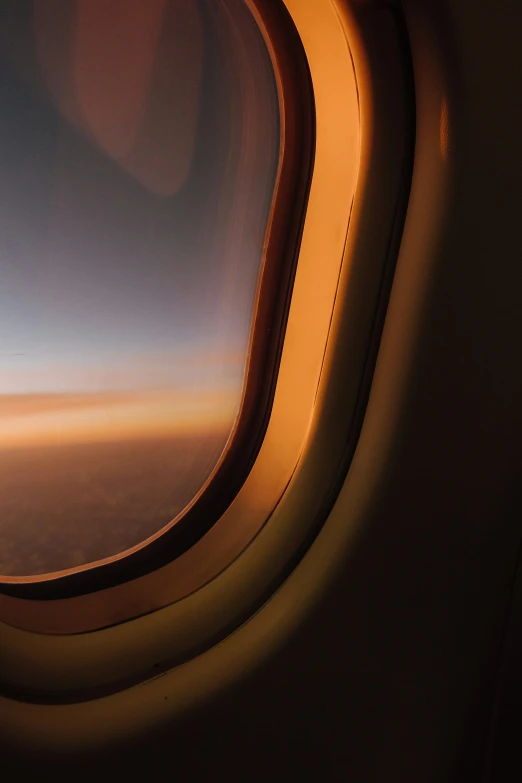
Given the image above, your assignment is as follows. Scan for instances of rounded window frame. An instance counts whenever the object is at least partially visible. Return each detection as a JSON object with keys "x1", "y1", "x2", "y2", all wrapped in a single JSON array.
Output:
[
  {"x1": 0, "y1": 0, "x2": 415, "y2": 710},
  {"x1": 0, "y1": 0, "x2": 314, "y2": 598}
]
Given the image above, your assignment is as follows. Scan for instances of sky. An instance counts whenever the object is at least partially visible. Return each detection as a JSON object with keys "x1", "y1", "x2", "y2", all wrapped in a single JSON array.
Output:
[{"x1": 0, "y1": 0, "x2": 280, "y2": 447}]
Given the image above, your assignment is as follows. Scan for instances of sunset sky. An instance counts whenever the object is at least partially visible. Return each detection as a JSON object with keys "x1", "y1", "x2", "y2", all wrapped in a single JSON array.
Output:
[{"x1": 0, "y1": 0, "x2": 279, "y2": 449}]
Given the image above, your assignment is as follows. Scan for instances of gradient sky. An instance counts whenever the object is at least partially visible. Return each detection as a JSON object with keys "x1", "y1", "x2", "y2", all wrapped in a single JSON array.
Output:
[
  {"x1": 0, "y1": 0, "x2": 279, "y2": 420},
  {"x1": 0, "y1": 0, "x2": 281, "y2": 576}
]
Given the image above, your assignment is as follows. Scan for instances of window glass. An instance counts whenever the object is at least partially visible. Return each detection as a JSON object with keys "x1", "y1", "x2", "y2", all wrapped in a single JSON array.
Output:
[{"x1": 0, "y1": 0, "x2": 279, "y2": 576}]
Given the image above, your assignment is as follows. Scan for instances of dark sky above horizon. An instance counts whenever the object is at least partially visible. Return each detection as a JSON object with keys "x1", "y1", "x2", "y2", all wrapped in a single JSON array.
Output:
[{"x1": 0, "y1": 0, "x2": 280, "y2": 413}]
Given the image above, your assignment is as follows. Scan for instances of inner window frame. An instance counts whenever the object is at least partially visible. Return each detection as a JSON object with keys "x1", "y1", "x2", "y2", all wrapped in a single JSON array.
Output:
[{"x1": 0, "y1": 0, "x2": 315, "y2": 599}]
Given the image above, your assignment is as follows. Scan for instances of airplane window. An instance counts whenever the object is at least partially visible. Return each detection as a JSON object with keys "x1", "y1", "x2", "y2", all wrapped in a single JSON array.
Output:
[
  {"x1": 0, "y1": 0, "x2": 417, "y2": 729},
  {"x1": 0, "y1": 0, "x2": 280, "y2": 578}
]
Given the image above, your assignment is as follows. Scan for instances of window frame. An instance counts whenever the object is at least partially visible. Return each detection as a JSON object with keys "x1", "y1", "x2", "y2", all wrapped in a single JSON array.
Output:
[
  {"x1": 0, "y1": 0, "x2": 414, "y2": 715},
  {"x1": 0, "y1": 0, "x2": 314, "y2": 598}
]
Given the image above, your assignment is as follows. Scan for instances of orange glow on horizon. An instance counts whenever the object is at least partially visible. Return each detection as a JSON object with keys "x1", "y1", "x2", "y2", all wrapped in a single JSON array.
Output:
[{"x1": 0, "y1": 388, "x2": 239, "y2": 449}]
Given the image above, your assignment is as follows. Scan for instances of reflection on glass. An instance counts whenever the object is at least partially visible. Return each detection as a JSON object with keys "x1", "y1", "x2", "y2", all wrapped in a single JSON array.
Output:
[{"x1": 0, "y1": 0, "x2": 279, "y2": 576}]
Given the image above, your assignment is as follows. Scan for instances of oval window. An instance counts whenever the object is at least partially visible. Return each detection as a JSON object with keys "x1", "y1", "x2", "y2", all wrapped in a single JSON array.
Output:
[{"x1": 0, "y1": 0, "x2": 281, "y2": 578}]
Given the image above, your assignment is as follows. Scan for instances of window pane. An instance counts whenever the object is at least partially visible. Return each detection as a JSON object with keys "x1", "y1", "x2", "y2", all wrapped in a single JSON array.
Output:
[{"x1": 0, "y1": 0, "x2": 279, "y2": 577}]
